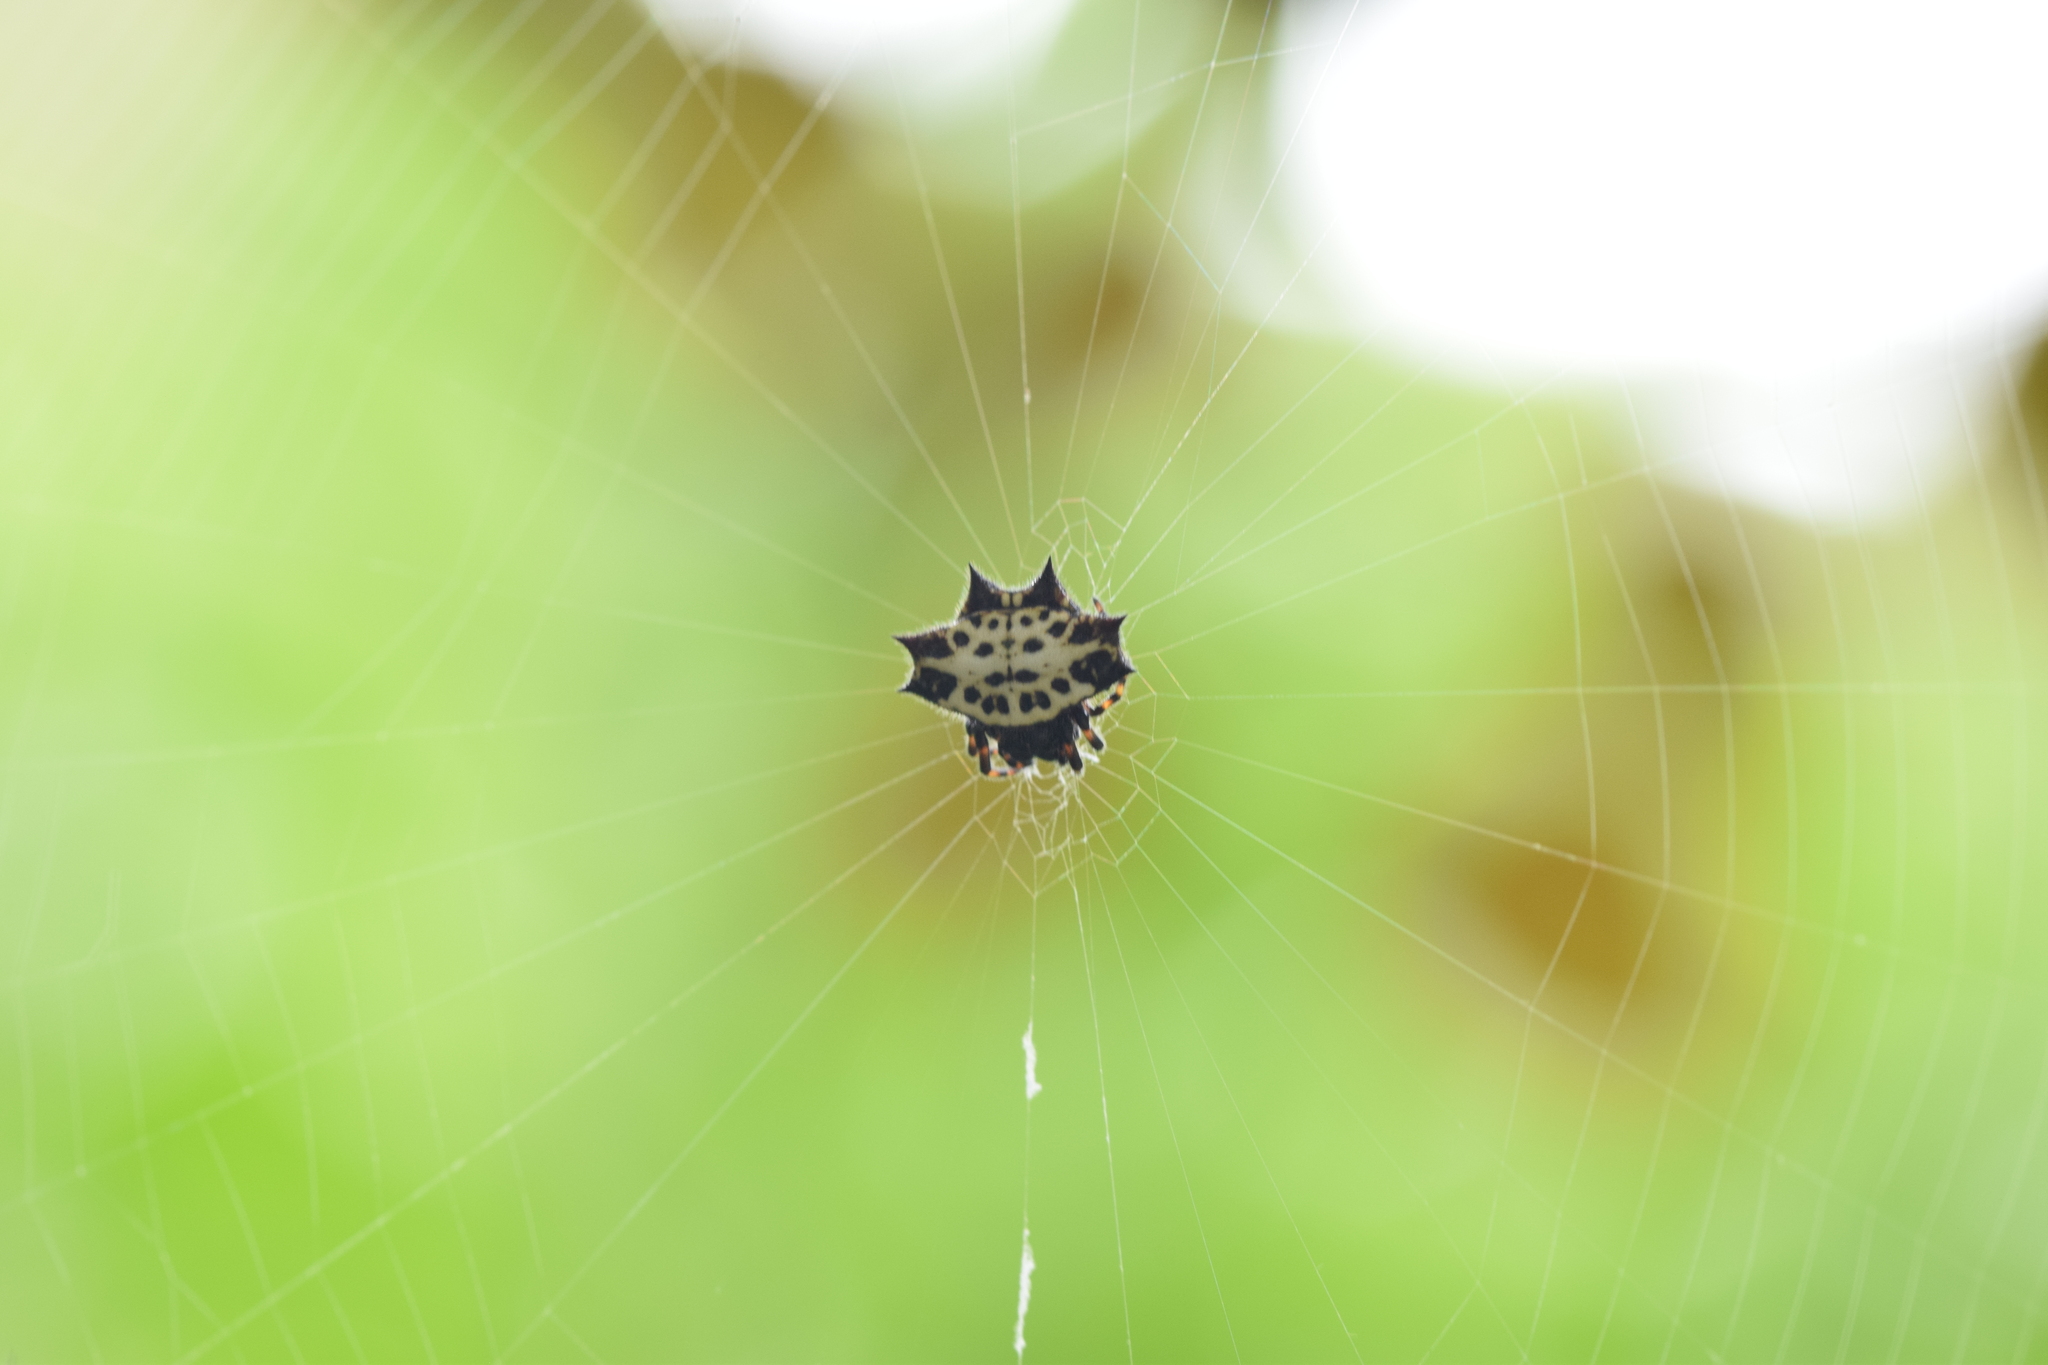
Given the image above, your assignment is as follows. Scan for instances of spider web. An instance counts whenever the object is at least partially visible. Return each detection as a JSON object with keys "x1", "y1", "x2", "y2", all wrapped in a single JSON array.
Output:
[{"x1": 3, "y1": 1, "x2": 2048, "y2": 1361}]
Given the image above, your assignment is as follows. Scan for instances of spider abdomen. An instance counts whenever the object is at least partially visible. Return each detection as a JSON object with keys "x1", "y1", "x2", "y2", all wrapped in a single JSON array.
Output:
[{"x1": 895, "y1": 560, "x2": 1136, "y2": 776}]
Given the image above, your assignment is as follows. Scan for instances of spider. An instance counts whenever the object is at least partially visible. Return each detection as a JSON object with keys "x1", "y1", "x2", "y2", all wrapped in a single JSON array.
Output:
[{"x1": 896, "y1": 560, "x2": 1135, "y2": 776}]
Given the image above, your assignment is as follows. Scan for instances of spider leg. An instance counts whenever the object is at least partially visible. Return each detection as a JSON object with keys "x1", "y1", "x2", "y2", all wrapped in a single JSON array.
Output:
[
  {"x1": 977, "y1": 730, "x2": 1026, "y2": 779},
  {"x1": 1083, "y1": 682, "x2": 1124, "y2": 721}
]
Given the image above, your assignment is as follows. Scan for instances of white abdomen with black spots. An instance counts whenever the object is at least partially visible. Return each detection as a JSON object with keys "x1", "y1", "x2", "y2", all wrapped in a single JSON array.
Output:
[{"x1": 927, "y1": 608, "x2": 1117, "y2": 724}]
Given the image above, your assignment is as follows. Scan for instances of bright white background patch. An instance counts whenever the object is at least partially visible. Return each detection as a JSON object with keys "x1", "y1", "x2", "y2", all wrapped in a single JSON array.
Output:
[
  {"x1": 643, "y1": 0, "x2": 1076, "y2": 109},
  {"x1": 1274, "y1": 0, "x2": 2048, "y2": 521}
]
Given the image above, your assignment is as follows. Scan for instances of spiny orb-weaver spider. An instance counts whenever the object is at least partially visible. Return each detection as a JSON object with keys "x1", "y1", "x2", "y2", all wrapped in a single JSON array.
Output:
[{"x1": 896, "y1": 560, "x2": 1135, "y2": 777}]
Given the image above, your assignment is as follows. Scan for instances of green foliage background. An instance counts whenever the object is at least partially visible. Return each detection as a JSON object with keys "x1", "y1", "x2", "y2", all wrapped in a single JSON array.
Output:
[{"x1": 4, "y1": 2, "x2": 2048, "y2": 1360}]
